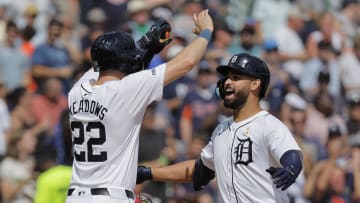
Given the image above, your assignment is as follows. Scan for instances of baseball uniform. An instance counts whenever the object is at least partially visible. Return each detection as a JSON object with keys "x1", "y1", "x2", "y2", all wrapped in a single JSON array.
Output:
[
  {"x1": 201, "y1": 110, "x2": 301, "y2": 203},
  {"x1": 66, "y1": 64, "x2": 166, "y2": 203}
]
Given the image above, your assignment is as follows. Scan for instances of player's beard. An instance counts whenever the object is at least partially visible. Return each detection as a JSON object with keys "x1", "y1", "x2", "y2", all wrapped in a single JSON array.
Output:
[{"x1": 223, "y1": 88, "x2": 249, "y2": 109}]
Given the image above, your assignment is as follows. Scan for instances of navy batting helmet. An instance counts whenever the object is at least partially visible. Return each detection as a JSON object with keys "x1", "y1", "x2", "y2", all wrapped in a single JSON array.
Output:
[
  {"x1": 90, "y1": 31, "x2": 145, "y2": 74},
  {"x1": 216, "y1": 53, "x2": 270, "y2": 98}
]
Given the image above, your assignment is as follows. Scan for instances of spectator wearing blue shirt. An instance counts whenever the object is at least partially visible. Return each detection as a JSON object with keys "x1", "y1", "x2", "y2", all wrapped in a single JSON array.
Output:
[
  {"x1": 31, "y1": 19, "x2": 74, "y2": 94},
  {"x1": 0, "y1": 21, "x2": 30, "y2": 91},
  {"x1": 179, "y1": 61, "x2": 219, "y2": 147},
  {"x1": 228, "y1": 19, "x2": 262, "y2": 58}
]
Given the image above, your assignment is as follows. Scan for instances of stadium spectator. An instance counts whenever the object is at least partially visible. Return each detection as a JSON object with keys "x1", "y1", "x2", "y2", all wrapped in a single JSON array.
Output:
[
  {"x1": 228, "y1": 19, "x2": 262, "y2": 57},
  {"x1": 31, "y1": 19, "x2": 74, "y2": 94},
  {"x1": 252, "y1": 0, "x2": 291, "y2": 39},
  {"x1": 262, "y1": 39, "x2": 297, "y2": 116},
  {"x1": 338, "y1": 34, "x2": 360, "y2": 97},
  {"x1": 0, "y1": 130, "x2": 37, "y2": 203},
  {"x1": 285, "y1": 93, "x2": 326, "y2": 171},
  {"x1": 300, "y1": 40, "x2": 341, "y2": 99},
  {"x1": 0, "y1": 83, "x2": 10, "y2": 160},
  {"x1": 7, "y1": 87, "x2": 50, "y2": 139},
  {"x1": 273, "y1": 5, "x2": 310, "y2": 81},
  {"x1": 159, "y1": 41, "x2": 195, "y2": 139},
  {"x1": 335, "y1": 0, "x2": 358, "y2": 48},
  {"x1": 172, "y1": 0, "x2": 204, "y2": 44},
  {"x1": 346, "y1": 93, "x2": 360, "y2": 136},
  {"x1": 304, "y1": 92, "x2": 347, "y2": 146},
  {"x1": 204, "y1": 20, "x2": 232, "y2": 72},
  {"x1": 179, "y1": 61, "x2": 219, "y2": 147},
  {"x1": 20, "y1": 25, "x2": 36, "y2": 58},
  {"x1": 306, "y1": 12, "x2": 344, "y2": 58},
  {"x1": 303, "y1": 126, "x2": 348, "y2": 201},
  {"x1": 0, "y1": 20, "x2": 30, "y2": 91},
  {"x1": 126, "y1": 0, "x2": 154, "y2": 41},
  {"x1": 30, "y1": 78, "x2": 67, "y2": 136}
]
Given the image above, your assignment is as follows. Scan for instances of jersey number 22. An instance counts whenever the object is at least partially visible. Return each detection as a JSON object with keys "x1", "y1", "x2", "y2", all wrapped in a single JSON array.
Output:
[{"x1": 71, "y1": 121, "x2": 107, "y2": 162}]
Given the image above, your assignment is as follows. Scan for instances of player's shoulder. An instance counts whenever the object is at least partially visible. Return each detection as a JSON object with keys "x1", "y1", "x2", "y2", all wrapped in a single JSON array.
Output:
[
  {"x1": 119, "y1": 64, "x2": 165, "y2": 83},
  {"x1": 68, "y1": 84, "x2": 79, "y2": 97},
  {"x1": 257, "y1": 111, "x2": 286, "y2": 127},
  {"x1": 212, "y1": 117, "x2": 232, "y2": 135}
]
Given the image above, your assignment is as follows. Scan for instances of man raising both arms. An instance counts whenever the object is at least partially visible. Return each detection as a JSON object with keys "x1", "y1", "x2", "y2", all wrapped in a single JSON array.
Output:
[
  {"x1": 137, "y1": 53, "x2": 303, "y2": 203},
  {"x1": 66, "y1": 10, "x2": 214, "y2": 203}
]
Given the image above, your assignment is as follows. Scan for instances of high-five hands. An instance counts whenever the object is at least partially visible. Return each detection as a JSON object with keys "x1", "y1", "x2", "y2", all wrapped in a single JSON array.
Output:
[
  {"x1": 137, "y1": 18, "x2": 172, "y2": 54},
  {"x1": 192, "y1": 9, "x2": 214, "y2": 35}
]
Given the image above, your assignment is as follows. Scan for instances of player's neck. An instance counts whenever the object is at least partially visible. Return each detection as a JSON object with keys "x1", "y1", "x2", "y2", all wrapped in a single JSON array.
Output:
[
  {"x1": 233, "y1": 99, "x2": 262, "y2": 122},
  {"x1": 93, "y1": 70, "x2": 126, "y2": 86}
]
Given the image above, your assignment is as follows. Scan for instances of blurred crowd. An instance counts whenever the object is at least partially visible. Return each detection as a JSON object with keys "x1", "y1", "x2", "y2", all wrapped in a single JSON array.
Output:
[{"x1": 0, "y1": 0, "x2": 359, "y2": 203}]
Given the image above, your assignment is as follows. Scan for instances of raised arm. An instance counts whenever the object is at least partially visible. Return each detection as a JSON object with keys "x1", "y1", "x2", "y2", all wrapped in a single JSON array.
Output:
[{"x1": 164, "y1": 9, "x2": 214, "y2": 86}]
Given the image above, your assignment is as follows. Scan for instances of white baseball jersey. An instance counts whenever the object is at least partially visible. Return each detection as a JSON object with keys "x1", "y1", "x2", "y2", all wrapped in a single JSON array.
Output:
[
  {"x1": 67, "y1": 65, "x2": 165, "y2": 192},
  {"x1": 201, "y1": 110, "x2": 301, "y2": 203}
]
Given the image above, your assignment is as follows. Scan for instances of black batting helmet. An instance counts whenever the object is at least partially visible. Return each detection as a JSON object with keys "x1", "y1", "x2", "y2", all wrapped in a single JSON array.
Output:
[
  {"x1": 216, "y1": 53, "x2": 270, "y2": 98},
  {"x1": 90, "y1": 31, "x2": 145, "y2": 74}
]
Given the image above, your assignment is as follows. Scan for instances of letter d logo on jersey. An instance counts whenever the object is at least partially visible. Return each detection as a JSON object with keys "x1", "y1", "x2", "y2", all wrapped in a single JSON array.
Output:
[{"x1": 234, "y1": 137, "x2": 253, "y2": 165}]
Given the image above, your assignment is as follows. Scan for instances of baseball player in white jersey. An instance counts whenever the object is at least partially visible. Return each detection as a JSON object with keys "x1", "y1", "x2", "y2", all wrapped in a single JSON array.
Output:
[
  {"x1": 137, "y1": 53, "x2": 303, "y2": 203},
  {"x1": 65, "y1": 10, "x2": 214, "y2": 203}
]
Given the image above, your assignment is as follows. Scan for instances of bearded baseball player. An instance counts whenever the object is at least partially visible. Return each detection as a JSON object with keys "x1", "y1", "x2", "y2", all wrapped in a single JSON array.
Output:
[
  {"x1": 65, "y1": 9, "x2": 213, "y2": 203},
  {"x1": 137, "y1": 53, "x2": 303, "y2": 203}
]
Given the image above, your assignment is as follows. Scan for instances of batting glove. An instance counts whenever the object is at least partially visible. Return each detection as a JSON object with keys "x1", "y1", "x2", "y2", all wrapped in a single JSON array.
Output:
[
  {"x1": 137, "y1": 18, "x2": 172, "y2": 54},
  {"x1": 266, "y1": 166, "x2": 298, "y2": 190},
  {"x1": 136, "y1": 166, "x2": 153, "y2": 184}
]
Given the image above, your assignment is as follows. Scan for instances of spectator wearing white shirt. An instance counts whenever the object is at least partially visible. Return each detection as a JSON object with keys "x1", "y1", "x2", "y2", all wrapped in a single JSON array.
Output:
[
  {"x1": 273, "y1": 5, "x2": 310, "y2": 81},
  {"x1": 0, "y1": 83, "x2": 10, "y2": 160},
  {"x1": 300, "y1": 40, "x2": 341, "y2": 99},
  {"x1": 306, "y1": 12, "x2": 344, "y2": 58},
  {"x1": 339, "y1": 34, "x2": 360, "y2": 97}
]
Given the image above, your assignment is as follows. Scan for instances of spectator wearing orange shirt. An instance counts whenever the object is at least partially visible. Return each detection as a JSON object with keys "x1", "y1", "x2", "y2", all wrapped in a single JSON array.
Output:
[
  {"x1": 30, "y1": 77, "x2": 67, "y2": 136},
  {"x1": 20, "y1": 26, "x2": 36, "y2": 58}
]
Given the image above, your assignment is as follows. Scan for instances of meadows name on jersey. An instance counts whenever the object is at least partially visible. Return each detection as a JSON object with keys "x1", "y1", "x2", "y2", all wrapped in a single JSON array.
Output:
[{"x1": 69, "y1": 99, "x2": 108, "y2": 120}]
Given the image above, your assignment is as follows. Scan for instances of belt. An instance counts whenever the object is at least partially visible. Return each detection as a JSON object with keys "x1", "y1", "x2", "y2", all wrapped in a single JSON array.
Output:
[{"x1": 67, "y1": 187, "x2": 134, "y2": 199}]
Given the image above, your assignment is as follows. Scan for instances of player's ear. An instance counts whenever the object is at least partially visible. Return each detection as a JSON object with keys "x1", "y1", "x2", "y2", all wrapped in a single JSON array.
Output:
[{"x1": 250, "y1": 78, "x2": 261, "y2": 92}]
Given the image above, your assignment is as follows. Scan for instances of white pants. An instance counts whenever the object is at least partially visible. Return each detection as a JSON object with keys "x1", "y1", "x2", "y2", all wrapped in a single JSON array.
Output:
[{"x1": 65, "y1": 187, "x2": 135, "y2": 203}]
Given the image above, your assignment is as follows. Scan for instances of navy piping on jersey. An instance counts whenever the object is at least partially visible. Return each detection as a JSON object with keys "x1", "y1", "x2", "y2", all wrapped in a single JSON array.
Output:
[
  {"x1": 229, "y1": 112, "x2": 270, "y2": 203},
  {"x1": 81, "y1": 84, "x2": 91, "y2": 94},
  {"x1": 230, "y1": 126, "x2": 240, "y2": 203}
]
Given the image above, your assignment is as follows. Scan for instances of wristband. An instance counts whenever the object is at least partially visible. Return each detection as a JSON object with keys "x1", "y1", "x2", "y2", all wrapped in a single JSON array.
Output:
[{"x1": 198, "y1": 29, "x2": 213, "y2": 42}]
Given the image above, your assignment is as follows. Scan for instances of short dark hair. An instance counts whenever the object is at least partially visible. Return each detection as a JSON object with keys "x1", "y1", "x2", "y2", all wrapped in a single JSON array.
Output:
[
  {"x1": 328, "y1": 124, "x2": 342, "y2": 139},
  {"x1": 318, "y1": 40, "x2": 333, "y2": 51},
  {"x1": 6, "y1": 20, "x2": 17, "y2": 32},
  {"x1": 22, "y1": 25, "x2": 36, "y2": 41},
  {"x1": 48, "y1": 19, "x2": 63, "y2": 29}
]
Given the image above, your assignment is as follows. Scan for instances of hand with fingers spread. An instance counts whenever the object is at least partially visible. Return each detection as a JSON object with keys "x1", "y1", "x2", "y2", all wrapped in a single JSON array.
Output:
[
  {"x1": 266, "y1": 150, "x2": 303, "y2": 191},
  {"x1": 192, "y1": 9, "x2": 214, "y2": 35},
  {"x1": 266, "y1": 166, "x2": 298, "y2": 191}
]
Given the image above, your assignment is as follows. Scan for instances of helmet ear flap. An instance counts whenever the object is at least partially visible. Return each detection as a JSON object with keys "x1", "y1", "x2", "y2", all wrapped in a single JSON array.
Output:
[
  {"x1": 125, "y1": 48, "x2": 145, "y2": 73},
  {"x1": 215, "y1": 77, "x2": 227, "y2": 99}
]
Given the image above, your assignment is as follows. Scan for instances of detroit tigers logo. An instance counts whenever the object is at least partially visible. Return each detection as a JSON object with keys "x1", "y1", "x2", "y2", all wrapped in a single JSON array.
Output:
[
  {"x1": 230, "y1": 55, "x2": 238, "y2": 63},
  {"x1": 234, "y1": 137, "x2": 253, "y2": 165}
]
